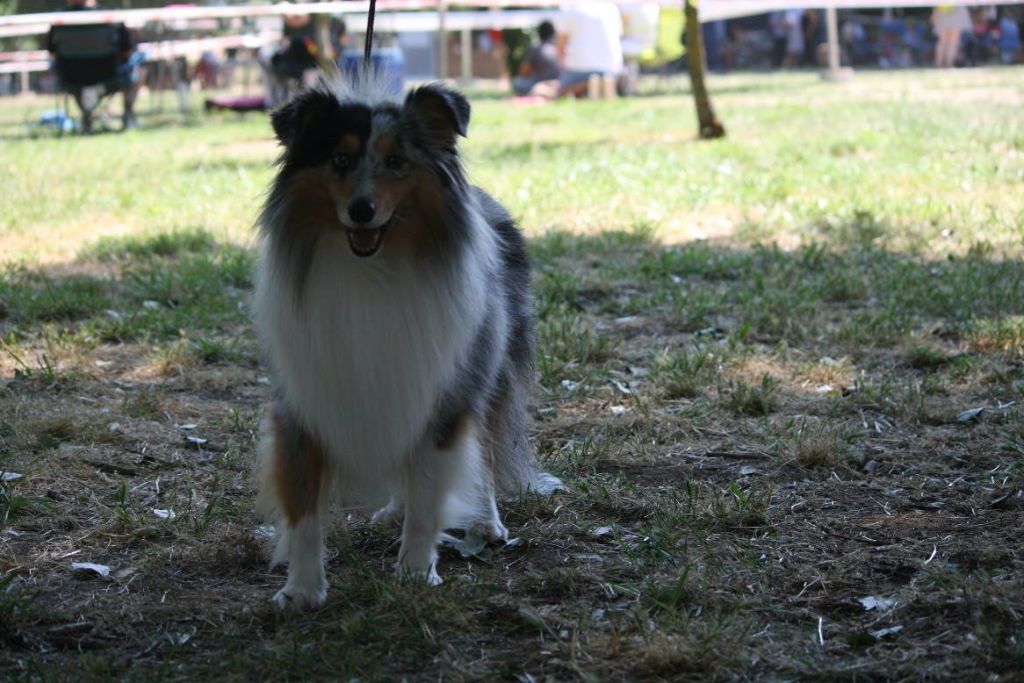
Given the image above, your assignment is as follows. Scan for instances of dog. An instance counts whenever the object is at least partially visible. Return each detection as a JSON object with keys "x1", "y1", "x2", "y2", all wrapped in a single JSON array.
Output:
[{"x1": 253, "y1": 76, "x2": 560, "y2": 610}]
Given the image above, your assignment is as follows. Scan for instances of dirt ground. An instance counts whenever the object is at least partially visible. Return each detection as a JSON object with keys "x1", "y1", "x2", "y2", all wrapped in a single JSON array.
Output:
[{"x1": 1, "y1": 225, "x2": 1022, "y2": 681}]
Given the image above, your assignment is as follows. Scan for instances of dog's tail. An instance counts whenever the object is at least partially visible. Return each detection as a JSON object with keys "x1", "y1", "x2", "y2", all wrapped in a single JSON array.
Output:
[{"x1": 488, "y1": 376, "x2": 563, "y2": 497}]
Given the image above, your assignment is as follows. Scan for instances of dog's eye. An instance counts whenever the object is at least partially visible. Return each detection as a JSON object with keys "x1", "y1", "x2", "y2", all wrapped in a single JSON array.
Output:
[
  {"x1": 384, "y1": 155, "x2": 407, "y2": 171},
  {"x1": 332, "y1": 153, "x2": 354, "y2": 170}
]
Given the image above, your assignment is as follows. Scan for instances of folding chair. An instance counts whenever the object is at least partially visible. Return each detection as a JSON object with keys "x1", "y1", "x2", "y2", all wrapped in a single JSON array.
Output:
[{"x1": 49, "y1": 23, "x2": 126, "y2": 134}]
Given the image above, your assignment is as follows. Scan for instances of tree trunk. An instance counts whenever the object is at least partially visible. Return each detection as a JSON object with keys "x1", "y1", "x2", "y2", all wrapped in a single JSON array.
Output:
[{"x1": 684, "y1": 0, "x2": 725, "y2": 140}]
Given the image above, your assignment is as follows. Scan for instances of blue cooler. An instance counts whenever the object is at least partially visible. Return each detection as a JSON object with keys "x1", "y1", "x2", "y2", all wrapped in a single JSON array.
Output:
[
  {"x1": 39, "y1": 109, "x2": 77, "y2": 132},
  {"x1": 340, "y1": 46, "x2": 405, "y2": 95}
]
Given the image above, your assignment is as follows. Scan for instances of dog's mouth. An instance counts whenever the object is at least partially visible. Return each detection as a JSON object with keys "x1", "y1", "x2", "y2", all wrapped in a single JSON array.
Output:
[{"x1": 345, "y1": 223, "x2": 389, "y2": 258}]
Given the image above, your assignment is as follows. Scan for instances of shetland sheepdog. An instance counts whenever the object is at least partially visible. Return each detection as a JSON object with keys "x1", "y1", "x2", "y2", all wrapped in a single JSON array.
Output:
[{"x1": 253, "y1": 76, "x2": 560, "y2": 609}]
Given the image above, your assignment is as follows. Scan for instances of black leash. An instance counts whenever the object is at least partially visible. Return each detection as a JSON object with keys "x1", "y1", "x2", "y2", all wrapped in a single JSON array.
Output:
[{"x1": 363, "y1": 0, "x2": 377, "y2": 66}]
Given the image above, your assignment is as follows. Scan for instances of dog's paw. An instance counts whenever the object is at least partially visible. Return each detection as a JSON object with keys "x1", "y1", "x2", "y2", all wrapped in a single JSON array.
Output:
[
  {"x1": 272, "y1": 582, "x2": 327, "y2": 611},
  {"x1": 396, "y1": 562, "x2": 443, "y2": 587},
  {"x1": 529, "y1": 472, "x2": 565, "y2": 496},
  {"x1": 489, "y1": 519, "x2": 510, "y2": 543},
  {"x1": 369, "y1": 498, "x2": 402, "y2": 525},
  {"x1": 472, "y1": 519, "x2": 508, "y2": 544},
  {"x1": 422, "y1": 565, "x2": 443, "y2": 587}
]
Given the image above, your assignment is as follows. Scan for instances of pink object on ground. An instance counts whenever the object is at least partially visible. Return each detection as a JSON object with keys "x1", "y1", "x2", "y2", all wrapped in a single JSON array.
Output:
[
  {"x1": 205, "y1": 94, "x2": 267, "y2": 112},
  {"x1": 511, "y1": 95, "x2": 550, "y2": 106}
]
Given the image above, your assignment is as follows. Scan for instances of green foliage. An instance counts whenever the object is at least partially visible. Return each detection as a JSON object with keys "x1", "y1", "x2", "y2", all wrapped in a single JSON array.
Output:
[
  {"x1": 720, "y1": 374, "x2": 778, "y2": 416},
  {"x1": 656, "y1": 344, "x2": 717, "y2": 399},
  {"x1": 85, "y1": 227, "x2": 219, "y2": 262},
  {"x1": 0, "y1": 270, "x2": 110, "y2": 324},
  {"x1": 907, "y1": 344, "x2": 950, "y2": 370}
]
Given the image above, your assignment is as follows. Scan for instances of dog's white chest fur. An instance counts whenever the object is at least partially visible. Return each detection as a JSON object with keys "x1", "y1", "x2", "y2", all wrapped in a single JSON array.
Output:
[{"x1": 255, "y1": 234, "x2": 487, "y2": 499}]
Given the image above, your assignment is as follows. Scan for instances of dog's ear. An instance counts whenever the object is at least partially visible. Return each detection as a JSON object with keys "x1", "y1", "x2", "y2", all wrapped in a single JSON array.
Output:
[
  {"x1": 403, "y1": 84, "x2": 470, "y2": 147},
  {"x1": 270, "y1": 88, "x2": 341, "y2": 151}
]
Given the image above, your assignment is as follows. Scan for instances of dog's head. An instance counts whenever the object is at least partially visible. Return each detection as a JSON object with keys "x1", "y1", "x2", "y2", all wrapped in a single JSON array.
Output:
[{"x1": 268, "y1": 82, "x2": 471, "y2": 259}]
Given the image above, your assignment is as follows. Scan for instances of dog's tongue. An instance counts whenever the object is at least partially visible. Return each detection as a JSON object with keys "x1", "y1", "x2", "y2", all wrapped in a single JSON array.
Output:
[{"x1": 347, "y1": 228, "x2": 383, "y2": 257}]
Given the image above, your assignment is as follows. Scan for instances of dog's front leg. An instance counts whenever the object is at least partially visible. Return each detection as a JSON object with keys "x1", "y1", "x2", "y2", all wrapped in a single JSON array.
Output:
[
  {"x1": 274, "y1": 512, "x2": 326, "y2": 610},
  {"x1": 398, "y1": 415, "x2": 480, "y2": 585},
  {"x1": 260, "y1": 403, "x2": 329, "y2": 610}
]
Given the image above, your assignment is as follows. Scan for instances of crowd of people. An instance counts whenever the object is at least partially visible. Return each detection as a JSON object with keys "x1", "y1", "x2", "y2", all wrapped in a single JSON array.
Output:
[
  {"x1": 929, "y1": 5, "x2": 1021, "y2": 67},
  {"x1": 513, "y1": 2, "x2": 627, "y2": 100},
  {"x1": 510, "y1": 3, "x2": 1024, "y2": 101},
  {"x1": 29, "y1": 0, "x2": 1024, "y2": 129},
  {"x1": 708, "y1": 6, "x2": 1023, "y2": 72},
  {"x1": 254, "y1": 2, "x2": 642, "y2": 103}
]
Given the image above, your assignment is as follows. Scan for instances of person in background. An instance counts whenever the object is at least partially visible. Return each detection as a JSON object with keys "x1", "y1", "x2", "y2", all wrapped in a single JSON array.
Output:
[
  {"x1": 782, "y1": 9, "x2": 805, "y2": 67},
  {"x1": 769, "y1": 11, "x2": 788, "y2": 67},
  {"x1": 512, "y1": 20, "x2": 560, "y2": 98},
  {"x1": 801, "y1": 9, "x2": 825, "y2": 66},
  {"x1": 964, "y1": 6, "x2": 998, "y2": 65},
  {"x1": 194, "y1": 50, "x2": 221, "y2": 89},
  {"x1": 932, "y1": 5, "x2": 970, "y2": 68},
  {"x1": 556, "y1": 1, "x2": 623, "y2": 98},
  {"x1": 266, "y1": 13, "x2": 320, "y2": 106},
  {"x1": 45, "y1": 0, "x2": 141, "y2": 131},
  {"x1": 703, "y1": 20, "x2": 728, "y2": 73},
  {"x1": 997, "y1": 9, "x2": 1022, "y2": 64},
  {"x1": 619, "y1": 1, "x2": 658, "y2": 91},
  {"x1": 841, "y1": 18, "x2": 873, "y2": 66}
]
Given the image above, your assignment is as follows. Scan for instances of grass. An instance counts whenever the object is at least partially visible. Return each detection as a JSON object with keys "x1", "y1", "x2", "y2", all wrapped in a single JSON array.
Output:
[{"x1": 1, "y1": 68, "x2": 1023, "y2": 680}]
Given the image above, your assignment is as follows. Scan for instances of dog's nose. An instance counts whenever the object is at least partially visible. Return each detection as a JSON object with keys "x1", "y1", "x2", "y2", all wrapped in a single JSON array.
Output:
[{"x1": 348, "y1": 197, "x2": 376, "y2": 225}]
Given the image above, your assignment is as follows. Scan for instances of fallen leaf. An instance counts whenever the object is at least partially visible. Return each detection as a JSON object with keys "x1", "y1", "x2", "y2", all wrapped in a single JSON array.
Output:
[
  {"x1": 575, "y1": 554, "x2": 605, "y2": 563},
  {"x1": 152, "y1": 508, "x2": 176, "y2": 520},
  {"x1": 176, "y1": 423, "x2": 198, "y2": 431},
  {"x1": 1, "y1": 472, "x2": 23, "y2": 483},
  {"x1": 48, "y1": 622, "x2": 92, "y2": 636},
  {"x1": 517, "y1": 605, "x2": 546, "y2": 628},
  {"x1": 71, "y1": 562, "x2": 111, "y2": 578},
  {"x1": 869, "y1": 625, "x2": 903, "y2": 639},
  {"x1": 186, "y1": 436, "x2": 208, "y2": 446},
  {"x1": 611, "y1": 380, "x2": 632, "y2": 395},
  {"x1": 957, "y1": 407, "x2": 984, "y2": 423},
  {"x1": 859, "y1": 596, "x2": 897, "y2": 611},
  {"x1": 592, "y1": 526, "x2": 613, "y2": 538}
]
